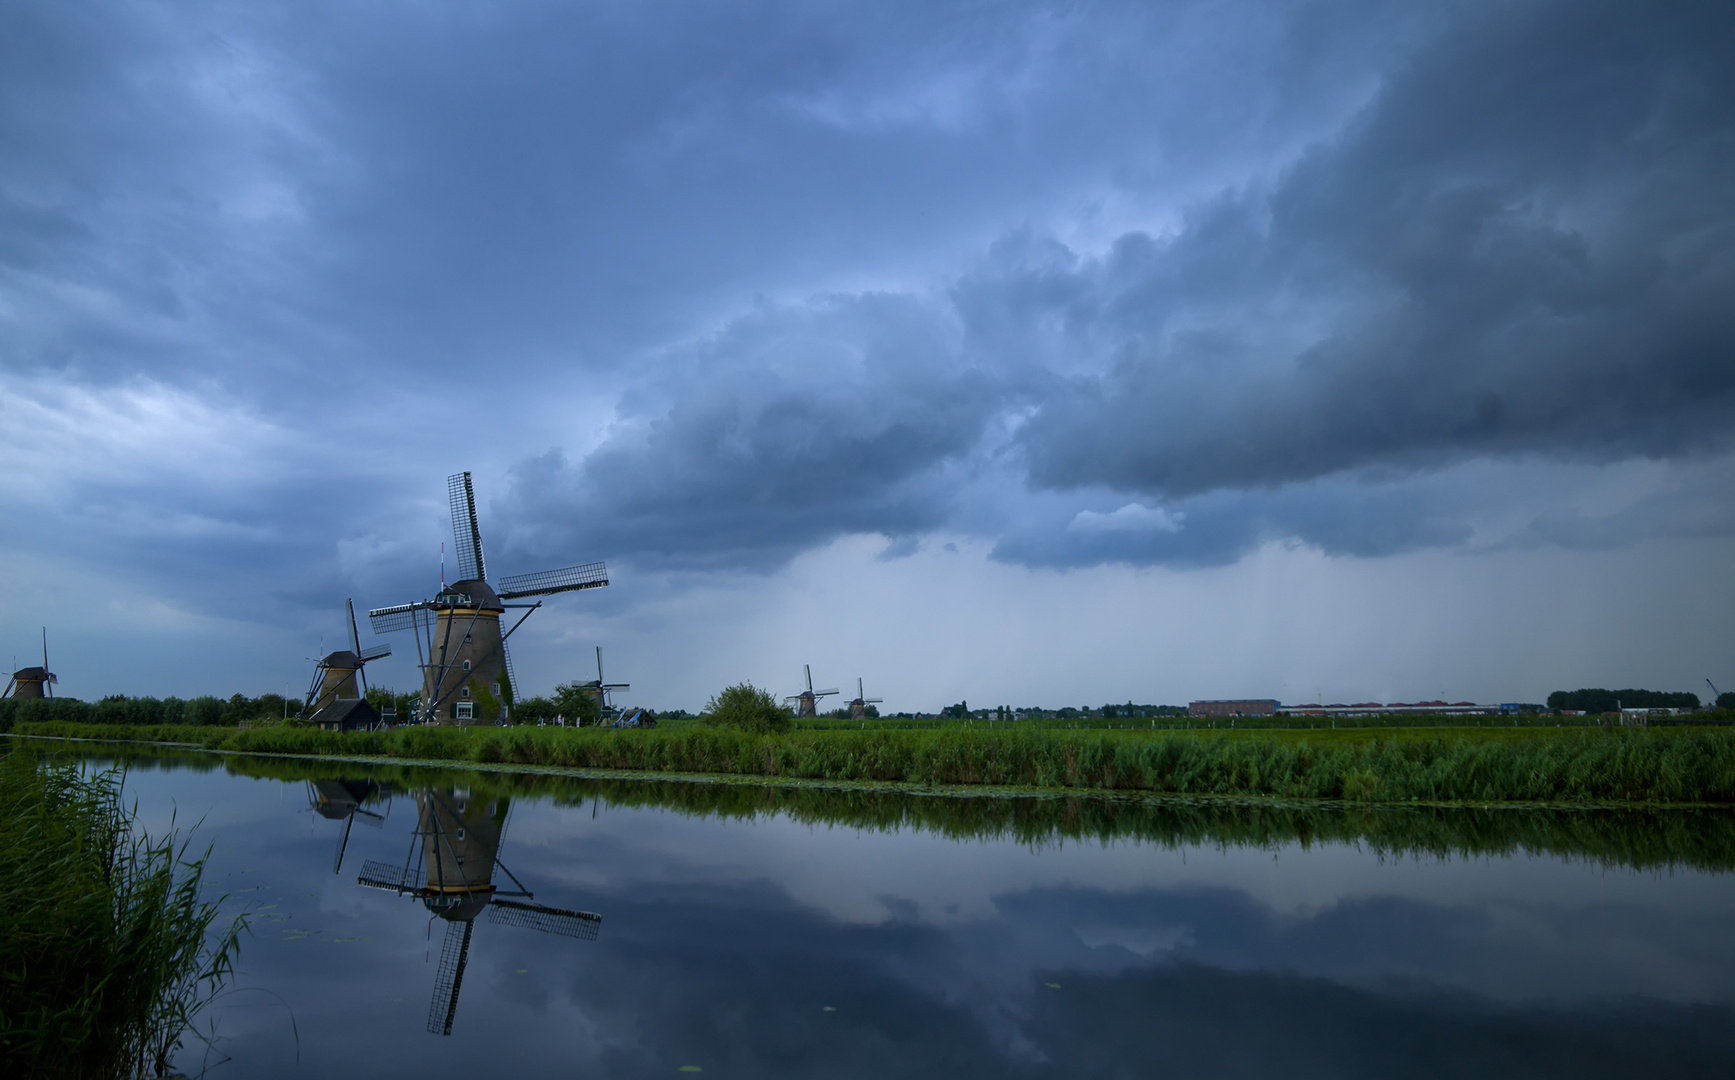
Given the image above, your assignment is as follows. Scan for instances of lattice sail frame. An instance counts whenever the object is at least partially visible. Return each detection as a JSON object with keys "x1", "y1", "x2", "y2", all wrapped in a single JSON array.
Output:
[
  {"x1": 497, "y1": 561, "x2": 609, "y2": 599},
  {"x1": 368, "y1": 602, "x2": 433, "y2": 635},
  {"x1": 448, "y1": 471, "x2": 486, "y2": 583},
  {"x1": 488, "y1": 899, "x2": 602, "y2": 940}
]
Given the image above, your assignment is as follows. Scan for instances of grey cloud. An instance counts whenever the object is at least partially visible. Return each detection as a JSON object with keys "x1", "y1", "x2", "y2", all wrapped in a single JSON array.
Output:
[{"x1": 1013, "y1": 0, "x2": 1735, "y2": 501}]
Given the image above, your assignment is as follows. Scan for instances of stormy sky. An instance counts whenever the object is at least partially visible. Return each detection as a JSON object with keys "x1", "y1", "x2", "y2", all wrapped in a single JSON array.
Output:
[{"x1": 3, "y1": 0, "x2": 1732, "y2": 709}]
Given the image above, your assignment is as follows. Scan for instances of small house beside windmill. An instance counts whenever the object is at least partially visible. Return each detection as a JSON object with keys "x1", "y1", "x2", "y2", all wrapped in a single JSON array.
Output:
[
  {"x1": 785, "y1": 665, "x2": 839, "y2": 718},
  {"x1": 849, "y1": 678, "x2": 883, "y2": 719},
  {"x1": 369, "y1": 472, "x2": 609, "y2": 726},
  {"x1": 305, "y1": 600, "x2": 392, "y2": 732},
  {"x1": 5, "y1": 629, "x2": 57, "y2": 699}
]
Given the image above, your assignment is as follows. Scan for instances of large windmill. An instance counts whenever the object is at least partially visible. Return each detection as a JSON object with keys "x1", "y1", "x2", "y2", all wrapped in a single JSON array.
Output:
[
  {"x1": 5, "y1": 628, "x2": 57, "y2": 700},
  {"x1": 369, "y1": 472, "x2": 609, "y2": 726},
  {"x1": 357, "y1": 787, "x2": 601, "y2": 1036},
  {"x1": 848, "y1": 678, "x2": 883, "y2": 720},
  {"x1": 786, "y1": 665, "x2": 839, "y2": 718},
  {"x1": 305, "y1": 600, "x2": 392, "y2": 731}
]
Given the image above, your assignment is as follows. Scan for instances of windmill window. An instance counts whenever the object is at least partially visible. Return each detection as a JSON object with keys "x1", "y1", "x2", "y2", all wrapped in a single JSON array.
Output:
[
  {"x1": 456, "y1": 828, "x2": 466, "y2": 840},
  {"x1": 464, "y1": 634, "x2": 472, "y2": 643},
  {"x1": 461, "y1": 686, "x2": 469, "y2": 697},
  {"x1": 455, "y1": 702, "x2": 474, "y2": 720},
  {"x1": 462, "y1": 660, "x2": 471, "y2": 671}
]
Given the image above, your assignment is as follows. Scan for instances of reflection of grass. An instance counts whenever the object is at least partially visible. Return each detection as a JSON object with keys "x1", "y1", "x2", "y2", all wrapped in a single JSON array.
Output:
[
  {"x1": 48, "y1": 744, "x2": 1735, "y2": 875},
  {"x1": 0, "y1": 750, "x2": 242, "y2": 1079},
  {"x1": 13, "y1": 720, "x2": 1735, "y2": 807}
]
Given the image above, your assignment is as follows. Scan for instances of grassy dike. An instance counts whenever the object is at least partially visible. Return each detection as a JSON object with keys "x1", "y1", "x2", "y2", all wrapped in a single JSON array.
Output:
[
  {"x1": 0, "y1": 750, "x2": 242, "y2": 1079},
  {"x1": 12, "y1": 719, "x2": 1735, "y2": 804}
]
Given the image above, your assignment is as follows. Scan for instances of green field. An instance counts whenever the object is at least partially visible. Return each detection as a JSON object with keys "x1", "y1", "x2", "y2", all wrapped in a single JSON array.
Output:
[{"x1": 10, "y1": 719, "x2": 1735, "y2": 806}]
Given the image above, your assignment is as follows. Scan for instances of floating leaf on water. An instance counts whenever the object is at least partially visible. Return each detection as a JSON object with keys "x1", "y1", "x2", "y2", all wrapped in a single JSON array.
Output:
[
  {"x1": 823, "y1": 1006, "x2": 836, "y2": 1012},
  {"x1": 1046, "y1": 982, "x2": 1061, "y2": 989},
  {"x1": 517, "y1": 968, "x2": 529, "y2": 974},
  {"x1": 679, "y1": 1067, "x2": 702, "y2": 1073}
]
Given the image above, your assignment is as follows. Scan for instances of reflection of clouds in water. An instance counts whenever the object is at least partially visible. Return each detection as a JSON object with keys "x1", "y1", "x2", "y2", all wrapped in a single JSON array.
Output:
[
  {"x1": 106, "y1": 766, "x2": 1735, "y2": 1079},
  {"x1": 507, "y1": 799, "x2": 1735, "y2": 1006}
]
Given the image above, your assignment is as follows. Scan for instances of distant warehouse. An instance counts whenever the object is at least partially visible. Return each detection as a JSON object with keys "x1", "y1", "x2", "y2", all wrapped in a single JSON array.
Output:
[{"x1": 1190, "y1": 699, "x2": 1278, "y2": 717}]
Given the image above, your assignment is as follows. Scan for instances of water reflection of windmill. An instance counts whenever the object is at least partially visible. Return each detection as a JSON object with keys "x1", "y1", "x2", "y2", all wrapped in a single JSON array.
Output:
[
  {"x1": 786, "y1": 665, "x2": 839, "y2": 718},
  {"x1": 308, "y1": 778, "x2": 388, "y2": 873},
  {"x1": 304, "y1": 600, "x2": 392, "y2": 731},
  {"x1": 357, "y1": 788, "x2": 601, "y2": 1036},
  {"x1": 369, "y1": 472, "x2": 609, "y2": 725}
]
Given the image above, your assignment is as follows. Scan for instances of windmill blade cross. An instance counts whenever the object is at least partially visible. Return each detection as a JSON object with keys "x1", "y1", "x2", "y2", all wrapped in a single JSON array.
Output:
[
  {"x1": 497, "y1": 562, "x2": 609, "y2": 599},
  {"x1": 357, "y1": 858, "x2": 423, "y2": 894},
  {"x1": 346, "y1": 599, "x2": 362, "y2": 655},
  {"x1": 358, "y1": 642, "x2": 392, "y2": 662},
  {"x1": 447, "y1": 471, "x2": 486, "y2": 583}
]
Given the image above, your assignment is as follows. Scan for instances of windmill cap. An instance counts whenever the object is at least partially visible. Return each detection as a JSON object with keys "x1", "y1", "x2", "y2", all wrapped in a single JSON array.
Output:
[
  {"x1": 12, "y1": 666, "x2": 51, "y2": 679},
  {"x1": 321, "y1": 650, "x2": 361, "y2": 668},
  {"x1": 437, "y1": 578, "x2": 503, "y2": 610}
]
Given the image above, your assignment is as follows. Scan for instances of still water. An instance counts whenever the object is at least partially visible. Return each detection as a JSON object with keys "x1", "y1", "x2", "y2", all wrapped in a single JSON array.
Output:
[{"x1": 102, "y1": 752, "x2": 1735, "y2": 1078}]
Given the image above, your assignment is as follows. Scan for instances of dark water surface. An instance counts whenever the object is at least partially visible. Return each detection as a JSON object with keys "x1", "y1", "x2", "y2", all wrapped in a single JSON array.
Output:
[{"x1": 98, "y1": 752, "x2": 1735, "y2": 1078}]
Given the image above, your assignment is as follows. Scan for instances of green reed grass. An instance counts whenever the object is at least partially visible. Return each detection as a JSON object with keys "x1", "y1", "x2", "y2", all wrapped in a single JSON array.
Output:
[
  {"x1": 14, "y1": 720, "x2": 1735, "y2": 805},
  {"x1": 0, "y1": 751, "x2": 242, "y2": 1079}
]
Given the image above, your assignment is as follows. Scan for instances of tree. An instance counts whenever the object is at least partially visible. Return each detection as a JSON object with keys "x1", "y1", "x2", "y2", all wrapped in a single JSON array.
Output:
[{"x1": 704, "y1": 683, "x2": 792, "y2": 733}]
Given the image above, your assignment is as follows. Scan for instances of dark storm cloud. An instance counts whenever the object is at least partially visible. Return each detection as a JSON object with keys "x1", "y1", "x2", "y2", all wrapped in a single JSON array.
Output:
[
  {"x1": 493, "y1": 0, "x2": 1735, "y2": 573},
  {"x1": 1013, "y1": 0, "x2": 1735, "y2": 499}
]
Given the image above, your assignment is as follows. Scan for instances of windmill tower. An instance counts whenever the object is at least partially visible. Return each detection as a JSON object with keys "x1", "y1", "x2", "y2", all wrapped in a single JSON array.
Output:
[
  {"x1": 357, "y1": 786, "x2": 601, "y2": 1036},
  {"x1": 785, "y1": 665, "x2": 839, "y2": 718},
  {"x1": 5, "y1": 628, "x2": 57, "y2": 700},
  {"x1": 369, "y1": 472, "x2": 609, "y2": 726},
  {"x1": 848, "y1": 678, "x2": 883, "y2": 720},
  {"x1": 305, "y1": 600, "x2": 393, "y2": 730}
]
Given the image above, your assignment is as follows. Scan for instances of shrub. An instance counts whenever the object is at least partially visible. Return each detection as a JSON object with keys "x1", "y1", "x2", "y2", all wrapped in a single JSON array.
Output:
[{"x1": 704, "y1": 683, "x2": 793, "y2": 734}]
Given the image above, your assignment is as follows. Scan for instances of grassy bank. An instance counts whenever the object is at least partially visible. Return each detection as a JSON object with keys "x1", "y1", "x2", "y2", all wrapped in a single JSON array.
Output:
[
  {"x1": 0, "y1": 750, "x2": 242, "y2": 1079},
  {"x1": 14, "y1": 719, "x2": 1735, "y2": 804},
  {"x1": 71, "y1": 745, "x2": 1735, "y2": 874}
]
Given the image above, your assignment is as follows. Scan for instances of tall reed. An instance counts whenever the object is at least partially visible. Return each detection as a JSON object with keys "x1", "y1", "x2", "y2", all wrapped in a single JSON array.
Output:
[{"x1": 0, "y1": 751, "x2": 242, "y2": 1079}]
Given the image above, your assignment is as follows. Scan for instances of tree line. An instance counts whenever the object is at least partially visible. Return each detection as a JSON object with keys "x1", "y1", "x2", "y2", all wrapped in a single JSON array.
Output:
[{"x1": 1546, "y1": 688, "x2": 1704, "y2": 712}]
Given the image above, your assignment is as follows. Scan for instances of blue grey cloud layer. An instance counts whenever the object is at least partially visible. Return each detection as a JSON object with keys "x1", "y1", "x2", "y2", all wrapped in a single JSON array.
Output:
[{"x1": 2, "y1": 0, "x2": 1731, "y2": 611}]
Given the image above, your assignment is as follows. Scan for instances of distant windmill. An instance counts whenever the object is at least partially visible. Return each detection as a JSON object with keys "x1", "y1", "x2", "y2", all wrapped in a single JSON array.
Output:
[
  {"x1": 577, "y1": 646, "x2": 630, "y2": 720},
  {"x1": 307, "y1": 778, "x2": 388, "y2": 874},
  {"x1": 5, "y1": 628, "x2": 57, "y2": 700},
  {"x1": 305, "y1": 600, "x2": 393, "y2": 731},
  {"x1": 848, "y1": 678, "x2": 883, "y2": 720},
  {"x1": 357, "y1": 787, "x2": 600, "y2": 1036},
  {"x1": 369, "y1": 472, "x2": 609, "y2": 725},
  {"x1": 785, "y1": 665, "x2": 839, "y2": 718}
]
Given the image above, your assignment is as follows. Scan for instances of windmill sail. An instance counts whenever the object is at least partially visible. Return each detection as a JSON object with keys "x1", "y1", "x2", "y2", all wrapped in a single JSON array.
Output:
[
  {"x1": 488, "y1": 899, "x2": 602, "y2": 940},
  {"x1": 448, "y1": 472, "x2": 486, "y2": 582},
  {"x1": 497, "y1": 561, "x2": 609, "y2": 599},
  {"x1": 369, "y1": 602, "x2": 433, "y2": 635},
  {"x1": 428, "y1": 919, "x2": 474, "y2": 1036}
]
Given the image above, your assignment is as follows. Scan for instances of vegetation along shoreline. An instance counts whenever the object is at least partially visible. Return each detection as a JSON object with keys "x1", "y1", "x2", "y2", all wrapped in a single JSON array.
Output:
[{"x1": 9, "y1": 719, "x2": 1735, "y2": 805}]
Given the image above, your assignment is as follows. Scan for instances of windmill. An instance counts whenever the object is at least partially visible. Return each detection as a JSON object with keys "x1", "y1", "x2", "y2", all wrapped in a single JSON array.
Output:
[
  {"x1": 307, "y1": 778, "x2": 388, "y2": 874},
  {"x1": 357, "y1": 787, "x2": 600, "y2": 1036},
  {"x1": 5, "y1": 628, "x2": 57, "y2": 700},
  {"x1": 785, "y1": 665, "x2": 839, "y2": 718},
  {"x1": 369, "y1": 472, "x2": 609, "y2": 726},
  {"x1": 848, "y1": 678, "x2": 883, "y2": 720},
  {"x1": 576, "y1": 645, "x2": 630, "y2": 722},
  {"x1": 305, "y1": 600, "x2": 393, "y2": 731}
]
